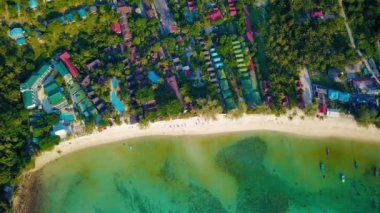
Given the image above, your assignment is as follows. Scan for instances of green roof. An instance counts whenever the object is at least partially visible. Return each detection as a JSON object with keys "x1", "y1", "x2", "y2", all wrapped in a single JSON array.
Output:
[
  {"x1": 55, "y1": 62, "x2": 70, "y2": 77},
  {"x1": 75, "y1": 90, "x2": 86, "y2": 102},
  {"x1": 225, "y1": 97, "x2": 236, "y2": 109},
  {"x1": 238, "y1": 67, "x2": 248, "y2": 73},
  {"x1": 21, "y1": 75, "x2": 39, "y2": 91},
  {"x1": 23, "y1": 91, "x2": 35, "y2": 108},
  {"x1": 219, "y1": 79, "x2": 229, "y2": 90},
  {"x1": 20, "y1": 63, "x2": 51, "y2": 90},
  {"x1": 69, "y1": 82, "x2": 81, "y2": 94},
  {"x1": 222, "y1": 89, "x2": 232, "y2": 98},
  {"x1": 217, "y1": 69, "x2": 226, "y2": 79},
  {"x1": 48, "y1": 92, "x2": 65, "y2": 105},
  {"x1": 37, "y1": 63, "x2": 51, "y2": 76},
  {"x1": 44, "y1": 82, "x2": 60, "y2": 96}
]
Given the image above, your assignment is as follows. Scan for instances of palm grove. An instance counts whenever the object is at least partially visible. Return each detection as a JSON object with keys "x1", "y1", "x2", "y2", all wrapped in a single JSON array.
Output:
[{"x1": 0, "y1": 0, "x2": 380, "y2": 211}]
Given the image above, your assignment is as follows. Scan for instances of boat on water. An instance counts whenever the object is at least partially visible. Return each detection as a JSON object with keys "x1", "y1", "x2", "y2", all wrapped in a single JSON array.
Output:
[
  {"x1": 326, "y1": 147, "x2": 330, "y2": 156},
  {"x1": 340, "y1": 174, "x2": 346, "y2": 183},
  {"x1": 320, "y1": 162, "x2": 325, "y2": 172},
  {"x1": 354, "y1": 160, "x2": 358, "y2": 169}
]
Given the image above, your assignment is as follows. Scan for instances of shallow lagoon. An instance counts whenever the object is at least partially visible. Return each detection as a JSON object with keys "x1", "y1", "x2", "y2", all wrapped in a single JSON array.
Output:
[{"x1": 32, "y1": 131, "x2": 380, "y2": 212}]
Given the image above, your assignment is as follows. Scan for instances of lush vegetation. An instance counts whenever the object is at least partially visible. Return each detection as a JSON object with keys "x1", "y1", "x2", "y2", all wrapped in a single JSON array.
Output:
[
  {"x1": 344, "y1": 0, "x2": 380, "y2": 63},
  {"x1": 0, "y1": 0, "x2": 379, "y2": 211}
]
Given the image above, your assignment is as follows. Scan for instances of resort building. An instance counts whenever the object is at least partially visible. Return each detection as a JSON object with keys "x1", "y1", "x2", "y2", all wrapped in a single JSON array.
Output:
[
  {"x1": 20, "y1": 64, "x2": 53, "y2": 109},
  {"x1": 117, "y1": 6, "x2": 133, "y2": 43},
  {"x1": 208, "y1": 8, "x2": 222, "y2": 21},
  {"x1": 232, "y1": 40, "x2": 259, "y2": 107},
  {"x1": 28, "y1": 0, "x2": 38, "y2": 10},
  {"x1": 210, "y1": 47, "x2": 236, "y2": 109},
  {"x1": 54, "y1": 61, "x2": 72, "y2": 83},
  {"x1": 44, "y1": 82, "x2": 68, "y2": 110},
  {"x1": 59, "y1": 51, "x2": 79, "y2": 78},
  {"x1": 77, "y1": 8, "x2": 87, "y2": 19}
]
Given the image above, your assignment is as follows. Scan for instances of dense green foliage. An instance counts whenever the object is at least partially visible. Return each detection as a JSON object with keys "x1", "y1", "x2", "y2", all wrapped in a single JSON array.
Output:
[
  {"x1": 0, "y1": 0, "x2": 379, "y2": 210},
  {"x1": 344, "y1": 0, "x2": 380, "y2": 62}
]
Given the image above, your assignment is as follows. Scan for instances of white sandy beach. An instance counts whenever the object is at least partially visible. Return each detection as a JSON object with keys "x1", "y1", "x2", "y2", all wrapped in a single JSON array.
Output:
[{"x1": 30, "y1": 113, "x2": 380, "y2": 172}]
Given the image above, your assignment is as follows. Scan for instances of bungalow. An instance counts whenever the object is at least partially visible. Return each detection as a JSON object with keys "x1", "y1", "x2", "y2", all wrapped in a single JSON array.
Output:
[
  {"x1": 111, "y1": 23, "x2": 122, "y2": 34},
  {"x1": 311, "y1": 10, "x2": 324, "y2": 19},
  {"x1": 85, "y1": 59, "x2": 101, "y2": 71},
  {"x1": 319, "y1": 103, "x2": 327, "y2": 114},
  {"x1": 77, "y1": 8, "x2": 87, "y2": 19},
  {"x1": 327, "y1": 108, "x2": 340, "y2": 117},
  {"x1": 352, "y1": 78, "x2": 380, "y2": 95},
  {"x1": 188, "y1": 1, "x2": 195, "y2": 11},
  {"x1": 66, "y1": 13, "x2": 74, "y2": 23},
  {"x1": 89, "y1": 6, "x2": 97, "y2": 14},
  {"x1": 59, "y1": 51, "x2": 79, "y2": 77},
  {"x1": 28, "y1": 0, "x2": 38, "y2": 10},
  {"x1": 208, "y1": 8, "x2": 222, "y2": 21}
]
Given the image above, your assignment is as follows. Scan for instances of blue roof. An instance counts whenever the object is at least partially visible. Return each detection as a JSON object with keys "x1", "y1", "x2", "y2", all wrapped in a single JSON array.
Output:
[
  {"x1": 148, "y1": 71, "x2": 160, "y2": 84},
  {"x1": 66, "y1": 13, "x2": 74, "y2": 22},
  {"x1": 16, "y1": 37, "x2": 26, "y2": 45},
  {"x1": 57, "y1": 16, "x2": 65, "y2": 23},
  {"x1": 77, "y1": 9, "x2": 87, "y2": 19},
  {"x1": 28, "y1": 0, "x2": 38, "y2": 9},
  {"x1": 9, "y1": 28, "x2": 24, "y2": 39}
]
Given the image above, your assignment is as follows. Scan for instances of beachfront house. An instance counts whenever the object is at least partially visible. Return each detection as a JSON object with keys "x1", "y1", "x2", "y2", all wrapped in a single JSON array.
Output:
[
  {"x1": 44, "y1": 82, "x2": 68, "y2": 110},
  {"x1": 59, "y1": 51, "x2": 79, "y2": 78},
  {"x1": 20, "y1": 64, "x2": 53, "y2": 109}
]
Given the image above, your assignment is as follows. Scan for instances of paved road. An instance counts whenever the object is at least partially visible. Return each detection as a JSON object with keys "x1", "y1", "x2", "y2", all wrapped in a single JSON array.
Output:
[
  {"x1": 338, "y1": 0, "x2": 380, "y2": 84},
  {"x1": 152, "y1": 0, "x2": 176, "y2": 34}
]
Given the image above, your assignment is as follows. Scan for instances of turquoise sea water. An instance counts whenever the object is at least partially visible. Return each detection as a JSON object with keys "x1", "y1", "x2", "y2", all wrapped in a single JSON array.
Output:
[{"x1": 32, "y1": 131, "x2": 380, "y2": 212}]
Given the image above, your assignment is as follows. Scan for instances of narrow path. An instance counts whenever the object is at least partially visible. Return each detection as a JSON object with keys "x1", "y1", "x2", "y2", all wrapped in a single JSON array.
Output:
[{"x1": 338, "y1": 0, "x2": 380, "y2": 84}]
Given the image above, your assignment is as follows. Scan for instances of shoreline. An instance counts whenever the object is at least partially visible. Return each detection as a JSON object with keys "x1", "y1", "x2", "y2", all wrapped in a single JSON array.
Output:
[
  {"x1": 31, "y1": 113, "x2": 380, "y2": 172},
  {"x1": 13, "y1": 113, "x2": 380, "y2": 212}
]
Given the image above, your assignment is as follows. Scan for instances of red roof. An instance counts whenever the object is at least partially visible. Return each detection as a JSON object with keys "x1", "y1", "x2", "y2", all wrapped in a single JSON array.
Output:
[
  {"x1": 319, "y1": 104, "x2": 327, "y2": 114},
  {"x1": 59, "y1": 51, "x2": 79, "y2": 77},
  {"x1": 243, "y1": 5, "x2": 254, "y2": 43},
  {"x1": 111, "y1": 23, "x2": 121, "y2": 34},
  {"x1": 248, "y1": 58, "x2": 255, "y2": 71},
  {"x1": 230, "y1": 8, "x2": 237, "y2": 16},
  {"x1": 169, "y1": 25, "x2": 177, "y2": 33},
  {"x1": 311, "y1": 10, "x2": 323, "y2": 18},
  {"x1": 118, "y1": 6, "x2": 133, "y2": 14},
  {"x1": 147, "y1": 9, "x2": 155, "y2": 18},
  {"x1": 208, "y1": 8, "x2": 222, "y2": 21}
]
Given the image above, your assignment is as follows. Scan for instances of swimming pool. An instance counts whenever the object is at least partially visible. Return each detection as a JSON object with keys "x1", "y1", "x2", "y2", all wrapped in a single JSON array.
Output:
[{"x1": 111, "y1": 78, "x2": 125, "y2": 114}]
